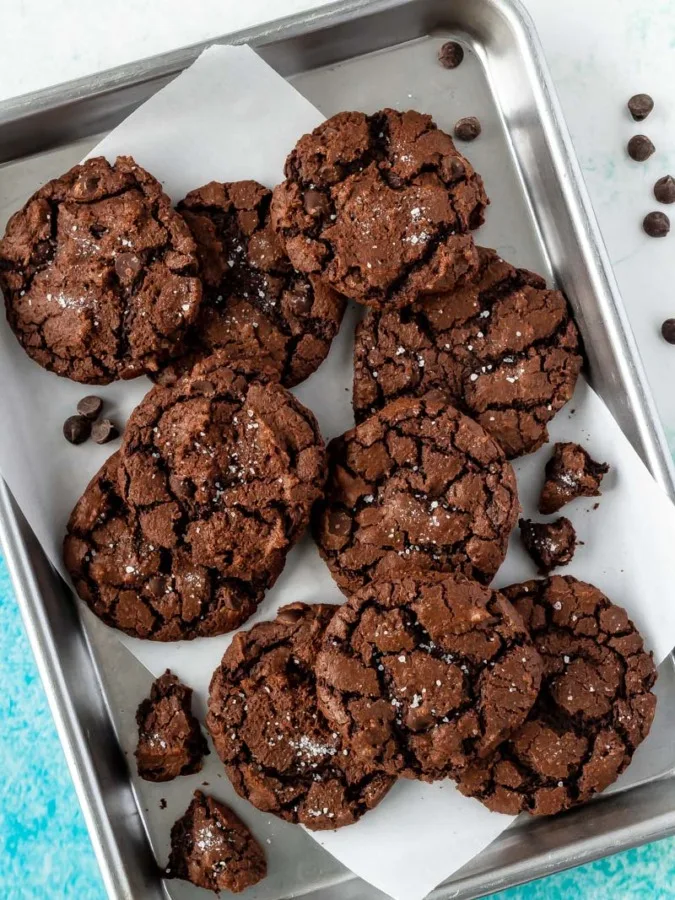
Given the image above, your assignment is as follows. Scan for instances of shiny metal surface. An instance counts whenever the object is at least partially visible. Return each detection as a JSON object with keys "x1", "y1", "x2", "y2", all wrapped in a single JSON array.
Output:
[{"x1": 1, "y1": 2, "x2": 675, "y2": 899}]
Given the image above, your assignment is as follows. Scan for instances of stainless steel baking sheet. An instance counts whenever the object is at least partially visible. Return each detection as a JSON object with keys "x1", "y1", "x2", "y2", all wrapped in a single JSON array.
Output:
[{"x1": 2, "y1": 1, "x2": 675, "y2": 898}]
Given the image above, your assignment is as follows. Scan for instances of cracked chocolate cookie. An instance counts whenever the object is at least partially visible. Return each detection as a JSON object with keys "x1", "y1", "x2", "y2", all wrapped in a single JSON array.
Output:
[
  {"x1": 271, "y1": 109, "x2": 487, "y2": 310},
  {"x1": 135, "y1": 670, "x2": 208, "y2": 782},
  {"x1": 166, "y1": 790, "x2": 266, "y2": 893},
  {"x1": 313, "y1": 392, "x2": 519, "y2": 594},
  {"x1": 0, "y1": 156, "x2": 202, "y2": 383},
  {"x1": 353, "y1": 247, "x2": 582, "y2": 458},
  {"x1": 539, "y1": 442, "x2": 609, "y2": 514},
  {"x1": 457, "y1": 576, "x2": 657, "y2": 816},
  {"x1": 315, "y1": 573, "x2": 542, "y2": 781},
  {"x1": 155, "y1": 180, "x2": 346, "y2": 387},
  {"x1": 207, "y1": 602, "x2": 394, "y2": 830}
]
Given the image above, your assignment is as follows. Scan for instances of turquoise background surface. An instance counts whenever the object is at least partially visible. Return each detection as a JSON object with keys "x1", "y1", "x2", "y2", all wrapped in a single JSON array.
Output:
[{"x1": 2, "y1": 555, "x2": 675, "y2": 897}]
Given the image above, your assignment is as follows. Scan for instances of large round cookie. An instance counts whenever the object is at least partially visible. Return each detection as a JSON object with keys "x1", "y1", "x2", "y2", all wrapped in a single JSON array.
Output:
[
  {"x1": 315, "y1": 573, "x2": 542, "y2": 781},
  {"x1": 156, "y1": 180, "x2": 346, "y2": 387},
  {"x1": 271, "y1": 109, "x2": 487, "y2": 310},
  {"x1": 457, "y1": 576, "x2": 657, "y2": 816},
  {"x1": 313, "y1": 392, "x2": 519, "y2": 594},
  {"x1": 0, "y1": 156, "x2": 202, "y2": 383},
  {"x1": 64, "y1": 452, "x2": 263, "y2": 640},
  {"x1": 118, "y1": 353, "x2": 327, "y2": 610},
  {"x1": 207, "y1": 602, "x2": 394, "y2": 830},
  {"x1": 353, "y1": 247, "x2": 582, "y2": 458}
]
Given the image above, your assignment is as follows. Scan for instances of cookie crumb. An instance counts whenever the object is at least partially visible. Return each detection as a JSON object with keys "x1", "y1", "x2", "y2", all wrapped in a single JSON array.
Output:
[
  {"x1": 519, "y1": 517, "x2": 576, "y2": 573},
  {"x1": 539, "y1": 442, "x2": 609, "y2": 515}
]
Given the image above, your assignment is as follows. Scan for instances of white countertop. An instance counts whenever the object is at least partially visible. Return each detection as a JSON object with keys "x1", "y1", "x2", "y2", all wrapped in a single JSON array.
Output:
[{"x1": 2, "y1": 0, "x2": 675, "y2": 441}]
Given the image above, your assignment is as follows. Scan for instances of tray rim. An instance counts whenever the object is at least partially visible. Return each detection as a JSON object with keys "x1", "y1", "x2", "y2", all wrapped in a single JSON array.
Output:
[{"x1": 1, "y1": 1, "x2": 675, "y2": 899}]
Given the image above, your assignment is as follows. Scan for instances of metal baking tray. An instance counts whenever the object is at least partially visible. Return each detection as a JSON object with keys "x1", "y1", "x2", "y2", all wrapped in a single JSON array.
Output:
[{"x1": 2, "y1": 1, "x2": 675, "y2": 898}]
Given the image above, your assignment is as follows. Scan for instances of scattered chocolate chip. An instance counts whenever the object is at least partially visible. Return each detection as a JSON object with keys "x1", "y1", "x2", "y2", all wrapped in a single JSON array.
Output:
[
  {"x1": 76, "y1": 395, "x2": 103, "y2": 420},
  {"x1": 438, "y1": 41, "x2": 464, "y2": 69},
  {"x1": 519, "y1": 517, "x2": 577, "y2": 573},
  {"x1": 654, "y1": 175, "x2": 675, "y2": 204},
  {"x1": 627, "y1": 93, "x2": 654, "y2": 121},
  {"x1": 91, "y1": 418, "x2": 119, "y2": 444},
  {"x1": 454, "y1": 116, "x2": 482, "y2": 141},
  {"x1": 63, "y1": 415, "x2": 91, "y2": 445},
  {"x1": 661, "y1": 318, "x2": 675, "y2": 344},
  {"x1": 643, "y1": 211, "x2": 670, "y2": 237},
  {"x1": 627, "y1": 135, "x2": 655, "y2": 161}
]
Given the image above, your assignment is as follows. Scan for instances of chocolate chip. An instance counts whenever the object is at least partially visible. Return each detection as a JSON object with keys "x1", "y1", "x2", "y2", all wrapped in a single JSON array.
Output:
[
  {"x1": 627, "y1": 93, "x2": 654, "y2": 121},
  {"x1": 147, "y1": 576, "x2": 168, "y2": 598},
  {"x1": 91, "y1": 418, "x2": 119, "y2": 444},
  {"x1": 661, "y1": 319, "x2": 675, "y2": 344},
  {"x1": 114, "y1": 252, "x2": 143, "y2": 284},
  {"x1": 190, "y1": 380, "x2": 215, "y2": 395},
  {"x1": 438, "y1": 41, "x2": 464, "y2": 69},
  {"x1": 76, "y1": 395, "x2": 103, "y2": 420},
  {"x1": 286, "y1": 286, "x2": 314, "y2": 316},
  {"x1": 63, "y1": 415, "x2": 91, "y2": 445},
  {"x1": 654, "y1": 175, "x2": 675, "y2": 204},
  {"x1": 627, "y1": 135, "x2": 655, "y2": 161},
  {"x1": 454, "y1": 117, "x2": 481, "y2": 142},
  {"x1": 643, "y1": 211, "x2": 670, "y2": 237},
  {"x1": 303, "y1": 190, "x2": 330, "y2": 216}
]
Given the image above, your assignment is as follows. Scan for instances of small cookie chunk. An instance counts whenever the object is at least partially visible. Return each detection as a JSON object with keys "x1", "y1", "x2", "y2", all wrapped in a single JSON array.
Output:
[
  {"x1": 166, "y1": 791, "x2": 266, "y2": 893},
  {"x1": 539, "y1": 442, "x2": 609, "y2": 514},
  {"x1": 314, "y1": 392, "x2": 519, "y2": 594},
  {"x1": 271, "y1": 109, "x2": 487, "y2": 310},
  {"x1": 207, "y1": 602, "x2": 393, "y2": 830},
  {"x1": 519, "y1": 517, "x2": 576, "y2": 573},
  {"x1": 316, "y1": 573, "x2": 542, "y2": 781},
  {"x1": 0, "y1": 156, "x2": 201, "y2": 384},
  {"x1": 353, "y1": 247, "x2": 582, "y2": 458},
  {"x1": 457, "y1": 576, "x2": 657, "y2": 816},
  {"x1": 64, "y1": 452, "x2": 262, "y2": 640},
  {"x1": 135, "y1": 670, "x2": 208, "y2": 782},
  {"x1": 155, "y1": 180, "x2": 346, "y2": 387}
]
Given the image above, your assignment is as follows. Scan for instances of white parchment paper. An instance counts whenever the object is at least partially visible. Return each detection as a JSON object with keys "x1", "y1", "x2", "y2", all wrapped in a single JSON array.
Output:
[{"x1": 2, "y1": 46, "x2": 675, "y2": 900}]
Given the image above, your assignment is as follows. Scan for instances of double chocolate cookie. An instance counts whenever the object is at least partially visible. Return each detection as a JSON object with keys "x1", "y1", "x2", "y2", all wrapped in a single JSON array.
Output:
[
  {"x1": 353, "y1": 248, "x2": 582, "y2": 457},
  {"x1": 207, "y1": 603, "x2": 394, "y2": 830},
  {"x1": 156, "y1": 180, "x2": 346, "y2": 387},
  {"x1": 271, "y1": 109, "x2": 487, "y2": 310},
  {"x1": 166, "y1": 791, "x2": 266, "y2": 893},
  {"x1": 314, "y1": 392, "x2": 519, "y2": 594},
  {"x1": 457, "y1": 576, "x2": 657, "y2": 816},
  {"x1": 64, "y1": 355, "x2": 326, "y2": 640},
  {"x1": 0, "y1": 156, "x2": 201, "y2": 383},
  {"x1": 315, "y1": 573, "x2": 542, "y2": 781}
]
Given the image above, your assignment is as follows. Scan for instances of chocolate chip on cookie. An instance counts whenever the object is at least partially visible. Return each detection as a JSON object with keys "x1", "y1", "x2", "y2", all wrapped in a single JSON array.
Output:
[
  {"x1": 207, "y1": 602, "x2": 394, "y2": 829},
  {"x1": 271, "y1": 109, "x2": 488, "y2": 310},
  {"x1": 519, "y1": 517, "x2": 576, "y2": 573},
  {"x1": 135, "y1": 670, "x2": 208, "y2": 782},
  {"x1": 539, "y1": 442, "x2": 609, "y2": 514},
  {"x1": 457, "y1": 576, "x2": 657, "y2": 815},
  {"x1": 315, "y1": 573, "x2": 542, "y2": 781},
  {"x1": 314, "y1": 392, "x2": 519, "y2": 594},
  {"x1": 0, "y1": 156, "x2": 202, "y2": 384},
  {"x1": 155, "y1": 180, "x2": 346, "y2": 387},
  {"x1": 166, "y1": 790, "x2": 266, "y2": 893},
  {"x1": 353, "y1": 247, "x2": 582, "y2": 458}
]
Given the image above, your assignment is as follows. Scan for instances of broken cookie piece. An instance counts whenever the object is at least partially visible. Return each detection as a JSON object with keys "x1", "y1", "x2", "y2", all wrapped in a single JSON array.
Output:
[
  {"x1": 135, "y1": 670, "x2": 208, "y2": 782},
  {"x1": 519, "y1": 517, "x2": 576, "y2": 573},
  {"x1": 539, "y1": 442, "x2": 609, "y2": 515},
  {"x1": 166, "y1": 790, "x2": 266, "y2": 893}
]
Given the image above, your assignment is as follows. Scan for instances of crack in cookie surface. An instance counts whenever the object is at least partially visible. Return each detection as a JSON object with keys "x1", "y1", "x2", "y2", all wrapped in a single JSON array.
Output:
[{"x1": 0, "y1": 155, "x2": 201, "y2": 383}]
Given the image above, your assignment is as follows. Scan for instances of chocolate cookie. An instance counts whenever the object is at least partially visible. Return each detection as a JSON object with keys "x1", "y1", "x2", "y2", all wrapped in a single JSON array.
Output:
[
  {"x1": 206, "y1": 603, "x2": 394, "y2": 830},
  {"x1": 457, "y1": 576, "x2": 657, "y2": 816},
  {"x1": 519, "y1": 517, "x2": 576, "y2": 573},
  {"x1": 0, "y1": 156, "x2": 201, "y2": 383},
  {"x1": 271, "y1": 109, "x2": 487, "y2": 310},
  {"x1": 353, "y1": 247, "x2": 582, "y2": 458},
  {"x1": 135, "y1": 670, "x2": 208, "y2": 782},
  {"x1": 166, "y1": 790, "x2": 266, "y2": 894},
  {"x1": 155, "y1": 180, "x2": 346, "y2": 387},
  {"x1": 539, "y1": 442, "x2": 609, "y2": 514},
  {"x1": 313, "y1": 392, "x2": 519, "y2": 594},
  {"x1": 315, "y1": 573, "x2": 542, "y2": 781},
  {"x1": 64, "y1": 452, "x2": 261, "y2": 640}
]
